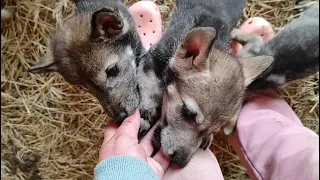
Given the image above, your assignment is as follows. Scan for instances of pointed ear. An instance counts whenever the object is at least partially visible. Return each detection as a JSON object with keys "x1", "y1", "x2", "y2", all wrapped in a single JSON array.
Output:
[
  {"x1": 241, "y1": 56, "x2": 274, "y2": 87},
  {"x1": 91, "y1": 7, "x2": 124, "y2": 40},
  {"x1": 177, "y1": 27, "x2": 216, "y2": 69},
  {"x1": 28, "y1": 50, "x2": 57, "y2": 73}
]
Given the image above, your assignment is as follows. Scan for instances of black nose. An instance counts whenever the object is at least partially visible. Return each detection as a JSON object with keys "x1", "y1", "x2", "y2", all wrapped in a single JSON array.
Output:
[
  {"x1": 171, "y1": 151, "x2": 188, "y2": 167},
  {"x1": 115, "y1": 111, "x2": 128, "y2": 124},
  {"x1": 169, "y1": 151, "x2": 177, "y2": 159}
]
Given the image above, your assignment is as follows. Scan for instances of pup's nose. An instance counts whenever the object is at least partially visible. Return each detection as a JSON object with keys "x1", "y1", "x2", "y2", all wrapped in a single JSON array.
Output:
[
  {"x1": 115, "y1": 111, "x2": 128, "y2": 124},
  {"x1": 168, "y1": 151, "x2": 177, "y2": 159},
  {"x1": 170, "y1": 151, "x2": 188, "y2": 167}
]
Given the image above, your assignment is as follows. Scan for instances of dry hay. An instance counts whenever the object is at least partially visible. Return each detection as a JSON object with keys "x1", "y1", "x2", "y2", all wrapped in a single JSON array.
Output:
[{"x1": 1, "y1": 0, "x2": 318, "y2": 179}]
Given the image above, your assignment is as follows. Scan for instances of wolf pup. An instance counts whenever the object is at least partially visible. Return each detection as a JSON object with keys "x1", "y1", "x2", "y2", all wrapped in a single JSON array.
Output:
[
  {"x1": 231, "y1": 2, "x2": 319, "y2": 90},
  {"x1": 137, "y1": 0, "x2": 248, "y2": 137},
  {"x1": 147, "y1": 0, "x2": 268, "y2": 167},
  {"x1": 153, "y1": 28, "x2": 273, "y2": 167},
  {"x1": 28, "y1": 0, "x2": 145, "y2": 127}
]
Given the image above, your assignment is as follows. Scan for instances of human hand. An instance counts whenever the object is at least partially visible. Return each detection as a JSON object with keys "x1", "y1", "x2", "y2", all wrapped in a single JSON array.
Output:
[{"x1": 98, "y1": 110, "x2": 170, "y2": 179}]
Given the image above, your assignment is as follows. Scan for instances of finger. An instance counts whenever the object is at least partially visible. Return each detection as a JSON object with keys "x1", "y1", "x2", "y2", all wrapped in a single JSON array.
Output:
[
  {"x1": 116, "y1": 110, "x2": 141, "y2": 139},
  {"x1": 140, "y1": 123, "x2": 158, "y2": 156},
  {"x1": 104, "y1": 120, "x2": 119, "y2": 142},
  {"x1": 153, "y1": 149, "x2": 170, "y2": 171}
]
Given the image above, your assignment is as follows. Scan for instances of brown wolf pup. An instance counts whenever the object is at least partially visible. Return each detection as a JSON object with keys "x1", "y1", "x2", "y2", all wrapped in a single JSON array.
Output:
[{"x1": 28, "y1": 0, "x2": 145, "y2": 130}]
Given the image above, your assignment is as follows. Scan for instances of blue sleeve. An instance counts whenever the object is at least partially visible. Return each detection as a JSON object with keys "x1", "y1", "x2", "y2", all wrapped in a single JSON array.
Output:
[{"x1": 94, "y1": 155, "x2": 159, "y2": 180}]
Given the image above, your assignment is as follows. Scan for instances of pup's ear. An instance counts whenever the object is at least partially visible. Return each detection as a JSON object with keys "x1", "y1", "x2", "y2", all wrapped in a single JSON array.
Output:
[
  {"x1": 241, "y1": 55, "x2": 274, "y2": 87},
  {"x1": 175, "y1": 27, "x2": 216, "y2": 70},
  {"x1": 91, "y1": 7, "x2": 124, "y2": 40},
  {"x1": 28, "y1": 50, "x2": 57, "y2": 73}
]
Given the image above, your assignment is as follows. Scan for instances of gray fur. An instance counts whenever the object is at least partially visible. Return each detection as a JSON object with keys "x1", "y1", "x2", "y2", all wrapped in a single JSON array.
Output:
[
  {"x1": 231, "y1": 2, "x2": 319, "y2": 90},
  {"x1": 137, "y1": 0, "x2": 247, "y2": 137},
  {"x1": 148, "y1": 0, "x2": 260, "y2": 167},
  {"x1": 28, "y1": 0, "x2": 145, "y2": 126}
]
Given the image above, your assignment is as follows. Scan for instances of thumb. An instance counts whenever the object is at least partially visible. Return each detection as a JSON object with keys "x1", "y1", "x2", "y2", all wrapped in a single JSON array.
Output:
[
  {"x1": 116, "y1": 110, "x2": 141, "y2": 139},
  {"x1": 104, "y1": 120, "x2": 119, "y2": 142}
]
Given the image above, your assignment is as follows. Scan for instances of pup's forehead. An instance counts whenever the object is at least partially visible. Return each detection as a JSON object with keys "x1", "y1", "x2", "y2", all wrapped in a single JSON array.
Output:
[
  {"x1": 62, "y1": 14, "x2": 92, "y2": 42},
  {"x1": 166, "y1": 81, "x2": 204, "y2": 109}
]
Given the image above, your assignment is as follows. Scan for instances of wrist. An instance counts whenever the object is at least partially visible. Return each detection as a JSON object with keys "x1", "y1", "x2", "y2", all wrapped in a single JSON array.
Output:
[{"x1": 95, "y1": 155, "x2": 158, "y2": 180}]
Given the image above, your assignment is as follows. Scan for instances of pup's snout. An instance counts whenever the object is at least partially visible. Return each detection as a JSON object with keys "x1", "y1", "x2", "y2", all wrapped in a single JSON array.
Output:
[
  {"x1": 168, "y1": 151, "x2": 177, "y2": 159},
  {"x1": 169, "y1": 150, "x2": 188, "y2": 167},
  {"x1": 115, "y1": 111, "x2": 128, "y2": 124}
]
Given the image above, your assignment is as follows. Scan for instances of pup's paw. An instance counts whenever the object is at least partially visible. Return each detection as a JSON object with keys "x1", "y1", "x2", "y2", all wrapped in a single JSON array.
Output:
[
  {"x1": 141, "y1": 106, "x2": 161, "y2": 125},
  {"x1": 223, "y1": 121, "x2": 236, "y2": 135},
  {"x1": 199, "y1": 134, "x2": 213, "y2": 150},
  {"x1": 138, "y1": 118, "x2": 151, "y2": 139},
  {"x1": 230, "y1": 29, "x2": 242, "y2": 40},
  {"x1": 231, "y1": 29, "x2": 251, "y2": 46},
  {"x1": 251, "y1": 44, "x2": 263, "y2": 54}
]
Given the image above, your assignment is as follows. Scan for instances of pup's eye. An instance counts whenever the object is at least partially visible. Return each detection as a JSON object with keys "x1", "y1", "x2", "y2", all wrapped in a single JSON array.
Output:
[
  {"x1": 106, "y1": 65, "x2": 119, "y2": 78},
  {"x1": 182, "y1": 104, "x2": 197, "y2": 119}
]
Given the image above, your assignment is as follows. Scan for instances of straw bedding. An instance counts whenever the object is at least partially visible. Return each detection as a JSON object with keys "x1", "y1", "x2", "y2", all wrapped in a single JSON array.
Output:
[{"x1": 1, "y1": 0, "x2": 318, "y2": 179}]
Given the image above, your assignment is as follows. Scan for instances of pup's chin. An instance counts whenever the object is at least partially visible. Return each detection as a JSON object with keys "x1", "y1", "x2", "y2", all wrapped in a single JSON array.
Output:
[
  {"x1": 171, "y1": 154, "x2": 190, "y2": 168},
  {"x1": 157, "y1": 146, "x2": 191, "y2": 167}
]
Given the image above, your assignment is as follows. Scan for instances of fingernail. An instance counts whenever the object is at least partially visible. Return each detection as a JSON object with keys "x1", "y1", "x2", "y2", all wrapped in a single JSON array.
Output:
[
  {"x1": 125, "y1": 110, "x2": 140, "y2": 124},
  {"x1": 126, "y1": 110, "x2": 139, "y2": 121}
]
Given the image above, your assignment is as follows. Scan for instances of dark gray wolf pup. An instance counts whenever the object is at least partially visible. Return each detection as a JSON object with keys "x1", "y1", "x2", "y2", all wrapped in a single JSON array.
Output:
[
  {"x1": 145, "y1": 0, "x2": 267, "y2": 167},
  {"x1": 231, "y1": 2, "x2": 319, "y2": 90}
]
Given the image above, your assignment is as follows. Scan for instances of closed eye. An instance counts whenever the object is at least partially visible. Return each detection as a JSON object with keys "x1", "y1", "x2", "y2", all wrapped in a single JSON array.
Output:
[
  {"x1": 165, "y1": 68, "x2": 178, "y2": 87},
  {"x1": 181, "y1": 103, "x2": 197, "y2": 119}
]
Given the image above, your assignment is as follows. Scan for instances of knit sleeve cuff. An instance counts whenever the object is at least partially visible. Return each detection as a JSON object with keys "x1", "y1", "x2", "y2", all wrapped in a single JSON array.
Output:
[{"x1": 94, "y1": 155, "x2": 158, "y2": 180}]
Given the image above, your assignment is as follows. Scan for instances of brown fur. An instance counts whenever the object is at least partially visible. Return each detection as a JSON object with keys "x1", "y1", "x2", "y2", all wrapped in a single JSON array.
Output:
[
  {"x1": 28, "y1": 1, "x2": 144, "y2": 125},
  {"x1": 154, "y1": 27, "x2": 273, "y2": 167}
]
